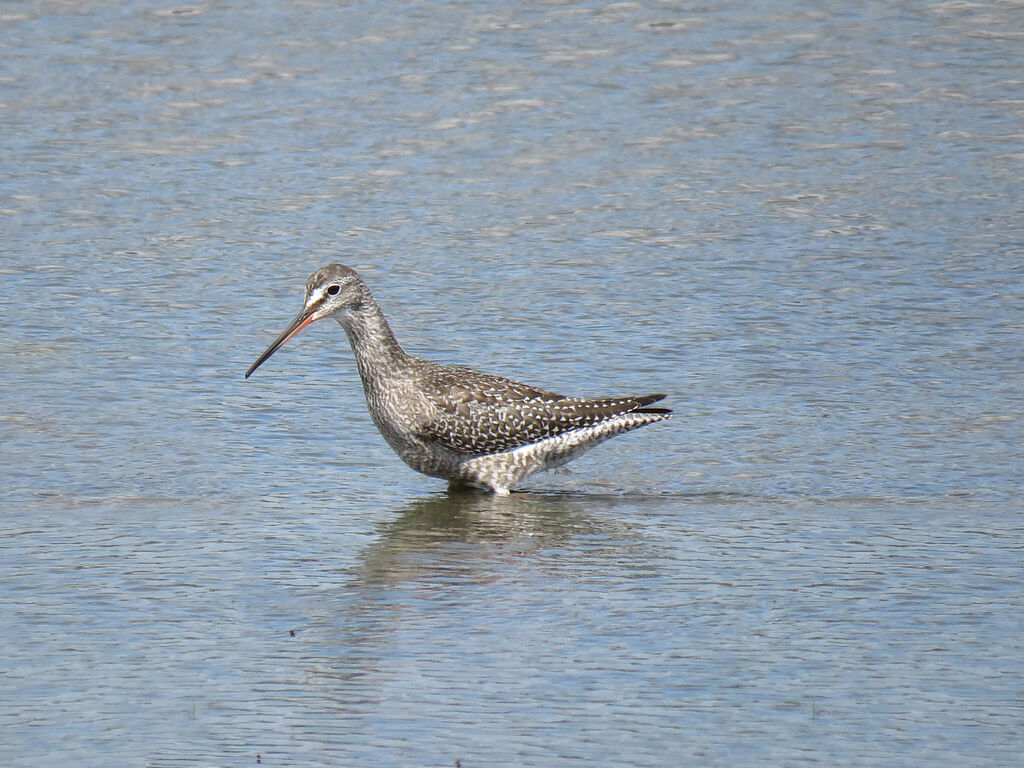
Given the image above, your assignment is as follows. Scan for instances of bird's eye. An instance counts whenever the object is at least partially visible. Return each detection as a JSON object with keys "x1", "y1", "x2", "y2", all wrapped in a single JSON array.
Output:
[{"x1": 326, "y1": 285, "x2": 340, "y2": 296}]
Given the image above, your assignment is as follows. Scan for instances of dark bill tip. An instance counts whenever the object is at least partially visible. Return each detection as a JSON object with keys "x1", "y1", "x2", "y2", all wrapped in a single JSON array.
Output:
[{"x1": 244, "y1": 308, "x2": 317, "y2": 379}]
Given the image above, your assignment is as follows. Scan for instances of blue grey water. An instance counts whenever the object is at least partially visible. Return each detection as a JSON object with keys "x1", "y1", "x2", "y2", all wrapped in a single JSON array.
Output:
[{"x1": 1, "y1": 1, "x2": 1021, "y2": 766}]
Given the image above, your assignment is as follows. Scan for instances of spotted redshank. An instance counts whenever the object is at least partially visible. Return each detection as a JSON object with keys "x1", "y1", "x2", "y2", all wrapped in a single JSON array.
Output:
[{"x1": 245, "y1": 265, "x2": 671, "y2": 494}]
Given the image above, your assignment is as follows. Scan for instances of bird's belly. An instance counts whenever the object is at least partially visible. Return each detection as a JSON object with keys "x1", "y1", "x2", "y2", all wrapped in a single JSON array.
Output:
[{"x1": 370, "y1": 416, "x2": 462, "y2": 480}]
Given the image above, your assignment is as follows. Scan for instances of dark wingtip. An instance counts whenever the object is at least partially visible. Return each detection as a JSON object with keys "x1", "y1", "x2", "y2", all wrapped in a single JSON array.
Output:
[
  {"x1": 636, "y1": 407, "x2": 673, "y2": 416},
  {"x1": 634, "y1": 393, "x2": 667, "y2": 408}
]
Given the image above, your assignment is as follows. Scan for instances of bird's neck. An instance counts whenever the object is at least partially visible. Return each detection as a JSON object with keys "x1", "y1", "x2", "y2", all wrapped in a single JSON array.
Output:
[{"x1": 335, "y1": 295, "x2": 409, "y2": 383}]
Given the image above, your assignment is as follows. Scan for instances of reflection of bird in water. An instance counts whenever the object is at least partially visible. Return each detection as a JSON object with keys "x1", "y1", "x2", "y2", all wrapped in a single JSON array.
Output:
[
  {"x1": 246, "y1": 264, "x2": 671, "y2": 493},
  {"x1": 294, "y1": 492, "x2": 607, "y2": 715},
  {"x1": 354, "y1": 493, "x2": 593, "y2": 586}
]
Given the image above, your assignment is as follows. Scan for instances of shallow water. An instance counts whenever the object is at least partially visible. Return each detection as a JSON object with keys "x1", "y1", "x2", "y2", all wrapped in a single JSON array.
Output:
[{"x1": 1, "y1": 1, "x2": 1022, "y2": 766}]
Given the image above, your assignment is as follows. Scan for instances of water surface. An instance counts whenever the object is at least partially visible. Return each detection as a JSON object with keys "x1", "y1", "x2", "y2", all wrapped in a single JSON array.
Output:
[{"x1": 1, "y1": 1, "x2": 1021, "y2": 766}]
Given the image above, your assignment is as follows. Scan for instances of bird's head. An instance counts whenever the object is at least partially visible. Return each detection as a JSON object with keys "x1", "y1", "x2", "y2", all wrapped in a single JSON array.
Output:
[{"x1": 245, "y1": 264, "x2": 366, "y2": 379}]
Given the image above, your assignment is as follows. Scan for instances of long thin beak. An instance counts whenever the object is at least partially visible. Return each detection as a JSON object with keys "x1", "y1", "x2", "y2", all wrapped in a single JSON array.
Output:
[{"x1": 245, "y1": 306, "x2": 319, "y2": 379}]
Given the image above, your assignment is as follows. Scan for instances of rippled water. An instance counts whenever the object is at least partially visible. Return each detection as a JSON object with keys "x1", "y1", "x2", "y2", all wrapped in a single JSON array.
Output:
[{"x1": 2, "y1": 1, "x2": 1022, "y2": 766}]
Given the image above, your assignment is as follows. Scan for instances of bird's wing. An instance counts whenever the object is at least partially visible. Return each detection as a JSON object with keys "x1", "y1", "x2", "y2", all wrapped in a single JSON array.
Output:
[{"x1": 416, "y1": 365, "x2": 667, "y2": 455}]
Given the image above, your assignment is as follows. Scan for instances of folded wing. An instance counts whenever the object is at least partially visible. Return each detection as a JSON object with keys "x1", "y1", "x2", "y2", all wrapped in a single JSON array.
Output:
[{"x1": 417, "y1": 364, "x2": 670, "y2": 456}]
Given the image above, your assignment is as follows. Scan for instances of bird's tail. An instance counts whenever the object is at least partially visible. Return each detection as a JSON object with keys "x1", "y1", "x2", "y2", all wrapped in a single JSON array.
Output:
[{"x1": 631, "y1": 393, "x2": 672, "y2": 416}]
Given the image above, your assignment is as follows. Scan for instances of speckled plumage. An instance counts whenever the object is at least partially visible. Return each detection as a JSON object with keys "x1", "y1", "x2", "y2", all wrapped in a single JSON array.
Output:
[{"x1": 246, "y1": 264, "x2": 672, "y2": 494}]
